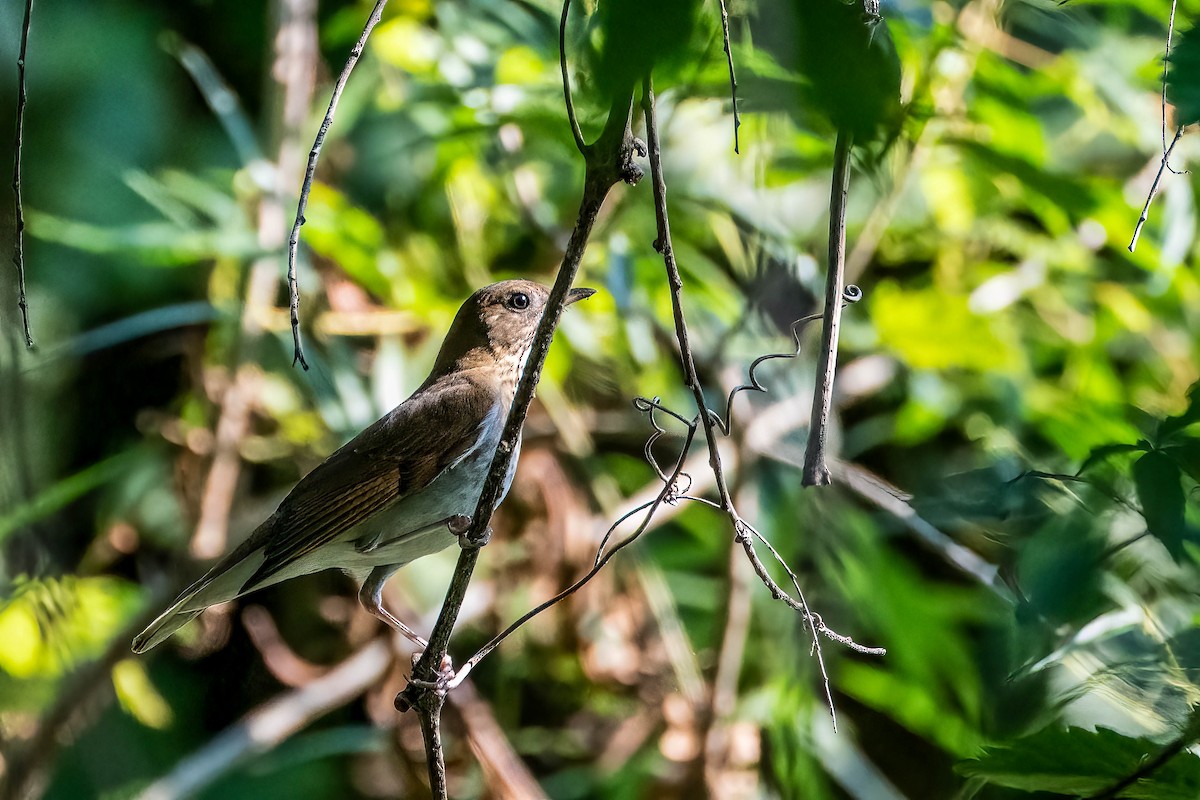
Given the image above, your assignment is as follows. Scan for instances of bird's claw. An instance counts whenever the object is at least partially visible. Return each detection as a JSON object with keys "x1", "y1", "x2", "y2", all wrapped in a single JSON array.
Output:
[
  {"x1": 449, "y1": 514, "x2": 491, "y2": 550},
  {"x1": 395, "y1": 652, "x2": 457, "y2": 711}
]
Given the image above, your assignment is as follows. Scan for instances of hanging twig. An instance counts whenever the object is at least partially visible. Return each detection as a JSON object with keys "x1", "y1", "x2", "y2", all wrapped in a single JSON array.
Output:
[
  {"x1": 286, "y1": 0, "x2": 390, "y2": 370},
  {"x1": 1129, "y1": 0, "x2": 1189, "y2": 253},
  {"x1": 717, "y1": 0, "x2": 741, "y2": 154},
  {"x1": 803, "y1": 129, "x2": 854, "y2": 485},
  {"x1": 559, "y1": 0, "x2": 587, "y2": 156},
  {"x1": 642, "y1": 79, "x2": 881, "y2": 731},
  {"x1": 11, "y1": 0, "x2": 35, "y2": 348}
]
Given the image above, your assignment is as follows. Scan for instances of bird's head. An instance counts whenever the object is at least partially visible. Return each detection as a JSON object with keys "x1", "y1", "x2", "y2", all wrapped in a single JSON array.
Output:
[{"x1": 431, "y1": 279, "x2": 595, "y2": 378}]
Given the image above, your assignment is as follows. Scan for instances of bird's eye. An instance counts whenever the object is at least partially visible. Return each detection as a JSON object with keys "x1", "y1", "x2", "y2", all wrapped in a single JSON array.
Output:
[{"x1": 508, "y1": 292, "x2": 530, "y2": 311}]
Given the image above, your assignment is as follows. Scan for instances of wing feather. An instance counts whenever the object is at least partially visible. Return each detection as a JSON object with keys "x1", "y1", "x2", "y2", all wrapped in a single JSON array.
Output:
[{"x1": 242, "y1": 372, "x2": 499, "y2": 587}]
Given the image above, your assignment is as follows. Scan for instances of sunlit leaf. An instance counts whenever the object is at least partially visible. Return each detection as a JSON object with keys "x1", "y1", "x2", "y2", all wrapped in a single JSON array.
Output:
[{"x1": 958, "y1": 725, "x2": 1200, "y2": 799}]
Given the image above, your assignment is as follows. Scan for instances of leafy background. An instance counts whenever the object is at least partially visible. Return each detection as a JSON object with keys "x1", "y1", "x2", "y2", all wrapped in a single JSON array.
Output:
[{"x1": 1, "y1": 0, "x2": 1199, "y2": 797}]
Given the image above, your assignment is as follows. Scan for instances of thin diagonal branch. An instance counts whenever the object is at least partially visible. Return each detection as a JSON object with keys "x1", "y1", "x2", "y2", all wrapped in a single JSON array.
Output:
[
  {"x1": 803, "y1": 128, "x2": 854, "y2": 485},
  {"x1": 395, "y1": 93, "x2": 642, "y2": 800},
  {"x1": 453, "y1": 421, "x2": 699, "y2": 684},
  {"x1": 11, "y1": 0, "x2": 35, "y2": 348},
  {"x1": 286, "y1": 0, "x2": 390, "y2": 370}
]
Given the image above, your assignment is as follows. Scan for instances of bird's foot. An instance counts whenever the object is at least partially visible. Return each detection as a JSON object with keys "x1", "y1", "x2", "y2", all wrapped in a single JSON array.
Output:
[
  {"x1": 395, "y1": 652, "x2": 457, "y2": 711},
  {"x1": 448, "y1": 514, "x2": 491, "y2": 550}
]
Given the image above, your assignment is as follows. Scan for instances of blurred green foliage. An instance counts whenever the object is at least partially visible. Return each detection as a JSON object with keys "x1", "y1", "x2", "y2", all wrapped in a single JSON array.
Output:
[{"x1": 1, "y1": 0, "x2": 1199, "y2": 798}]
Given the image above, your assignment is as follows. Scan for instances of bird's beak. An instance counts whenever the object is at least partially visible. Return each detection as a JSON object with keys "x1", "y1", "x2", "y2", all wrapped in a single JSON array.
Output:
[{"x1": 565, "y1": 287, "x2": 596, "y2": 306}]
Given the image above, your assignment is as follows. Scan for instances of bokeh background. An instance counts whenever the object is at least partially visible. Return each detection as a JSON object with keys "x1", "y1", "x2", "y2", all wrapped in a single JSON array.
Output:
[{"x1": 2, "y1": 0, "x2": 1200, "y2": 797}]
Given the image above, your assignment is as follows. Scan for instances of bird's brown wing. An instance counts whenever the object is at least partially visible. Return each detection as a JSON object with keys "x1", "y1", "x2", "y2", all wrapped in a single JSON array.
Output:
[{"x1": 244, "y1": 372, "x2": 500, "y2": 587}]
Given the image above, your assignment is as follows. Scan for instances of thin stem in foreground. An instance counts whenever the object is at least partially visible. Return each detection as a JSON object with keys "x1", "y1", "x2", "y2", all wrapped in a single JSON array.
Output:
[
  {"x1": 11, "y1": 0, "x2": 35, "y2": 348},
  {"x1": 1129, "y1": 124, "x2": 1185, "y2": 253},
  {"x1": 803, "y1": 128, "x2": 853, "y2": 486},
  {"x1": 717, "y1": 0, "x2": 741, "y2": 154},
  {"x1": 286, "y1": 0, "x2": 389, "y2": 370}
]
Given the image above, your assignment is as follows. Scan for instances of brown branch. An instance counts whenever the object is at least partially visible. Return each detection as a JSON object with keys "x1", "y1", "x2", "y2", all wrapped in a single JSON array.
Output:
[
  {"x1": 642, "y1": 80, "x2": 882, "y2": 731},
  {"x1": 136, "y1": 641, "x2": 393, "y2": 800},
  {"x1": 285, "y1": 0, "x2": 390, "y2": 370},
  {"x1": 394, "y1": 92, "x2": 642, "y2": 798},
  {"x1": 803, "y1": 129, "x2": 854, "y2": 485},
  {"x1": 11, "y1": 0, "x2": 34, "y2": 348},
  {"x1": 449, "y1": 678, "x2": 551, "y2": 799}
]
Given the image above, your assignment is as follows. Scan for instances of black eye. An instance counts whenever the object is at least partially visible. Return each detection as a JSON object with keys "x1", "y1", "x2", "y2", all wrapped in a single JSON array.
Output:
[{"x1": 508, "y1": 292, "x2": 530, "y2": 310}]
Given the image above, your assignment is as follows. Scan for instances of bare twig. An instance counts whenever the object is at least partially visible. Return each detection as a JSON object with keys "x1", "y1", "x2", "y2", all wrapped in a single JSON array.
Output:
[
  {"x1": 1130, "y1": 125, "x2": 1186, "y2": 253},
  {"x1": 642, "y1": 80, "x2": 737, "y2": 515},
  {"x1": 642, "y1": 80, "x2": 881, "y2": 730},
  {"x1": 136, "y1": 641, "x2": 393, "y2": 800},
  {"x1": 717, "y1": 0, "x2": 741, "y2": 154},
  {"x1": 1130, "y1": 0, "x2": 1190, "y2": 252},
  {"x1": 395, "y1": 91, "x2": 642, "y2": 798},
  {"x1": 286, "y1": 0, "x2": 390, "y2": 370},
  {"x1": 192, "y1": 0, "x2": 316, "y2": 560},
  {"x1": 1162, "y1": 0, "x2": 1184, "y2": 175},
  {"x1": 11, "y1": 0, "x2": 34, "y2": 348},
  {"x1": 803, "y1": 129, "x2": 854, "y2": 485},
  {"x1": 559, "y1": 0, "x2": 586, "y2": 156}
]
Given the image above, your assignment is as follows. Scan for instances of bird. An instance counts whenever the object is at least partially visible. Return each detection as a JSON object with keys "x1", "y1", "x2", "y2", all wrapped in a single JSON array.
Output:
[{"x1": 133, "y1": 280, "x2": 594, "y2": 654}]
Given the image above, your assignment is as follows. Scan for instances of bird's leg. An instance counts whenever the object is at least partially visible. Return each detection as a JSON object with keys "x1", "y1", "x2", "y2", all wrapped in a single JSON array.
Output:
[
  {"x1": 359, "y1": 566, "x2": 428, "y2": 649},
  {"x1": 448, "y1": 513, "x2": 491, "y2": 549}
]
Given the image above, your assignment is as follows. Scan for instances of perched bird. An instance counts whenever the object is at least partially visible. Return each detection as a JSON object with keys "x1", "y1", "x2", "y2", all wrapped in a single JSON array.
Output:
[{"x1": 133, "y1": 280, "x2": 594, "y2": 653}]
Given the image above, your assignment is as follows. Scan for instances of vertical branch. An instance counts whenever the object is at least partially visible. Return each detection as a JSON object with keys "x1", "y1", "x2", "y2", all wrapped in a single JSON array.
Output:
[
  {"x1": 802, "y1": 129, "x2": 853, "y2": 486},
  {"x1": 642, "y1": 80, "x2": 736, "y2": 512},
  {"x1": 286, "y1": 0, "x2": 390, "y2": 370},
  {"x1": 11, "y1": 0, "x2": 34, "y2": 348},
  {"x1": 717, "y1": 0, "x2": 741, "y2": 154}
]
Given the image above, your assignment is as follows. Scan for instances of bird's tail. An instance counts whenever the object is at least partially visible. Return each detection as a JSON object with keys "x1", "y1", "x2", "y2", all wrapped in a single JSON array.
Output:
[
  {"x1": 131, "y1": 603, "x2": 204, "y2": 653},
  {"x1": 132, "y1": 527, "x2": 273, "y2": 653}
]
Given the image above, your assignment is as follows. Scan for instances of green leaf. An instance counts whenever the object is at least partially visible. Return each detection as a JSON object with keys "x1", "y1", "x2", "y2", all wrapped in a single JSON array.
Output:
[
  {"x1": 1159, "y1": 381, "x2": 1200, "y2": 441},
  {"x1": 1077, "y1": 442, "x2": 1146, "y2": 475},
  {"x1": 959, "y1": 726, "x2": 1200, "y2": 799},
  {"x1": 594, "y1": 0, "x2": 707, "y2": 101},
  {"x1": 1167, "y1": 26, "x2": 1200, "y2": 126},
  {"x1": 1164, "y1": 436, "x2": 1200, "y2": 485},
  {"x1": 1133, "y1": 450, "x2": 1187, "y2": 560},
  {"x1": 775, "y1": 0, "x2": 903, "y2": 138}
]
